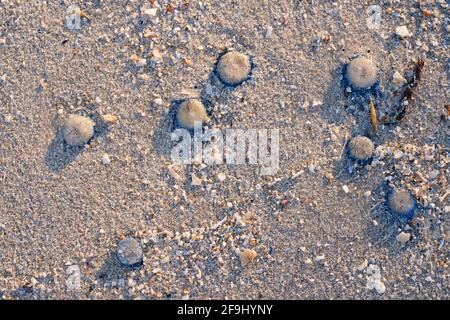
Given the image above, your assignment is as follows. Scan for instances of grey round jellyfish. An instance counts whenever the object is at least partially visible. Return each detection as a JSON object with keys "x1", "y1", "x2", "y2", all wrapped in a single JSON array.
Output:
[
  {"x1": 216, "y1": 51, "x2": 252, "y2": 86},
  {"x1": 116, "y1": 237, "x2": 143, "y2": 268},
  {"x1": 348, "y1": 136, "x2": 375, "y2": 162},
  {"x1": 62, "y1": 114, "x2": 95, "y2": 146},
  {"x1": 176, "y1": 99, "x2": 210, "y2": 129},
  {"x1": 387, "y1": 188, "x2": 416, "y2": 220},
  {"x1": 345, "y1": 57, "x2": 378, "y2": 90}
]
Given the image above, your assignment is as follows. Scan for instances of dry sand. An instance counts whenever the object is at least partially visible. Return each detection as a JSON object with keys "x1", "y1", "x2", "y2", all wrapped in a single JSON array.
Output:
[{"x1": 0, "y1": 0, "x2": 449, "y2": 299}]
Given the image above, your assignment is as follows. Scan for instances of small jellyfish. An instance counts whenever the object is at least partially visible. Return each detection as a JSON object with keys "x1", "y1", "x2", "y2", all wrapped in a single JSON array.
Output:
[
  {"x1": 345, "y1": 57, "x2": 378, "y2": 90},
  {"x1": 348, "y1": 136, "x2": 374, "y2": 163},
  {"x1": 116, "y1": 237, "x2": 144, "y2": 268},
  {"x1": 387, "y1": 188, "x2": 417, "y2": 220},
  {"x1": 62, "y1": 114, "x2": 95, "y2": 146},
  {"x1": 176, "y1": 99, "x2": 210, "y2": 129},
  {"x1": 216, "y1": 51, "x2": 252, "y2": 86}
]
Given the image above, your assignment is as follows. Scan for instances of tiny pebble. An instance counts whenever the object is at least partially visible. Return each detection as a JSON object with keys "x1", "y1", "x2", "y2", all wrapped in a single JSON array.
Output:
[
  {"x1": 191, "y1": 173, "x2": 202, "y2": 186},
  {"x1": 4, "y1": 114, "x2": 13, "y2": 124},
  {"x1": 396, "y1": 232, "x2": 411, "y2": 243},
  {"x1": 101, "y1": 154, "x2": 111, "y2": 165},
  {"x1": 265, "y1": 26, "x2": 273, "y2": 38},
  {"x1": 130, "y1": 54, "x2": 147, "y2": 67},
  {"x1": 153, "y1": 98, "x2": 164, "y2": 106},
  {"x1": 315, "y1": 254, "x2": 325, "y2": 262},
  {"x1": 240, "y1": 249, "x2": 257, "y2": 267},
  {"x1": 101, "y1": 114, "x2": 119, "y2": 124},
  {"x1": 342, "y1": 185, "x2": 350, "y2": 194},
  {"x1": 392, "y1": 71, "x2": 406, "y2": 88},
  {"x1": 395, "y1": 25, "x2": 411, "y2": 38}
]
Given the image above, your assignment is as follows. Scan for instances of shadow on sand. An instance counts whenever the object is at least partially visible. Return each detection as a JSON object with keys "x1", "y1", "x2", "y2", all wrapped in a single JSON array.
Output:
[{"x1": 44, "y1": 113, "x2": 110, "y2": 172}]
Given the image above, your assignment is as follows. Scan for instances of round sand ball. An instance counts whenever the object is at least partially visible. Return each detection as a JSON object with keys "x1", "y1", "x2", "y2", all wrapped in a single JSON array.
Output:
[
  {"x1": 62, "y1": 114, "x2": 95, "y2": 146},
  {"x1": 116, "y1": 237, "x2": 143, "y2": 268},
  {"x1": 348, "y1": 136, "x2": 374, "y2": 161},
  {"x1": 346, "y1": 57, "x2": 378, "y2": 89},
  {"x1": 176, "y1": 99, "x2": 209, "y2": 129},
  {"x1": 388, "y1": 189, "x2": 416, "y2": 219},
  {"x1": 216, "y1": 51, "x2": 251, "y2": 86}
]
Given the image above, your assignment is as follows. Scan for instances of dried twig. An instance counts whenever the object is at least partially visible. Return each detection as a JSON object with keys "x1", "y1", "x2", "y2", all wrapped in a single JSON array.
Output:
[
  {"x1": 80, "y1": 10, "x2": 91, "y2": 20},
  {"x1": 370, "y1": 97, "x2": 378, "y2": 134},
  {"x1": 396, "y1": 58, "x2": 424, "y2": 121},
  {"x1": 381, "y1": 58, "x2": 425, "y2": 124}
]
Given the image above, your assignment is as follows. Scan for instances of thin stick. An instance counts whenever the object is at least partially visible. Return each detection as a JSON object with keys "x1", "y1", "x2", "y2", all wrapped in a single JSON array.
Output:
[
  {"x1": 339, "y1": 133, "x2": 349, "y2": 159},
  {"x1": 370, "y1": 97, "x2": 378, "y2": 134}
]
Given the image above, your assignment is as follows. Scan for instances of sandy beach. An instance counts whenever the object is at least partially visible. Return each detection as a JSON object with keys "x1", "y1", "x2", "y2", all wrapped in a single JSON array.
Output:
[{"x1": 0, "y1": 0, "x2": 448, "y2": 299}]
